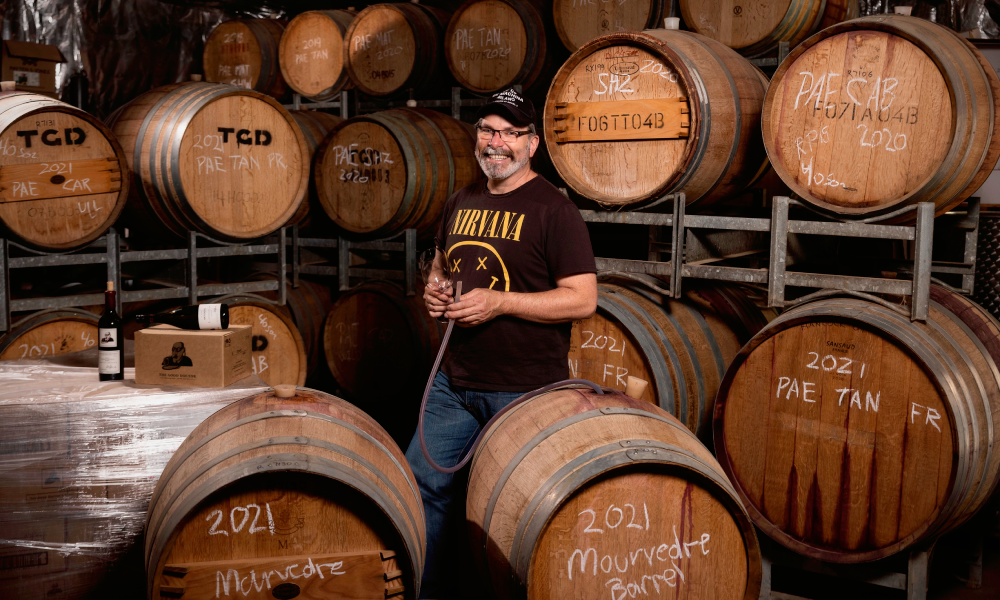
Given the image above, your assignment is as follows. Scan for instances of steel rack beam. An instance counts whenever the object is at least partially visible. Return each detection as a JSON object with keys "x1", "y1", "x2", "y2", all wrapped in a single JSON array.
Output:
[
  {"x1": 289, "y1": 227, "x2": 419, "y2": 296},
  {"x1": 284, "y1": 91, "x2": 350, "y2": 119},
  {"x1": 0, "y1": 228, "x2": 290, "y2": 332},
  {"x1": 579, "y1": 195, "x2": 974, "y2": 321}
]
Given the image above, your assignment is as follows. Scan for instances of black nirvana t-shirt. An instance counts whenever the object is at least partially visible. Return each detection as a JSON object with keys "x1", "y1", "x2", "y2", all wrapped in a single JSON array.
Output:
[{"x1": 435, "y1": 176, "x2": 596, "y2": 392}]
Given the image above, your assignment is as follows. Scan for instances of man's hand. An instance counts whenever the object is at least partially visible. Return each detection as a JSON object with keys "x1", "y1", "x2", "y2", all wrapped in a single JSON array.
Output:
[
  {"x1": 445, "y1": 288, "x2": 505, "y2": 326},
  {"x1": 424, "y1": 280, "x2": 454, "y2": 319}
]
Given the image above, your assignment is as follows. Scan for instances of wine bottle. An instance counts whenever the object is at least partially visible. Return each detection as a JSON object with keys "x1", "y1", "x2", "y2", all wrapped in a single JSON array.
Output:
[
  {"x1": 98, "y1": 281, "x2": 124, "y2": 381},
  {"x1": 135, "y1": 304, "x2": 229, "y2": 330}
]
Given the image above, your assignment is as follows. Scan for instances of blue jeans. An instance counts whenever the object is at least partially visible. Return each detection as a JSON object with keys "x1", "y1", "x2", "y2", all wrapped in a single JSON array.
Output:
[{"x1": 404, "y1": 372, "x2": 524, "y2": 599}]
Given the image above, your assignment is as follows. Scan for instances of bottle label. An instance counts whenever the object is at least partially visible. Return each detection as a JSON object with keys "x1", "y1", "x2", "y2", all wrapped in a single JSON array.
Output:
[
  {"x1": 198, "y1": 304, "x2": 223, "y2": 330},
  {"x1": 99, "y1": 328, "x2": 118, "y2": 348},
  {"x1": 98, "y1": 350, "x2": 120, "y2": 374}
]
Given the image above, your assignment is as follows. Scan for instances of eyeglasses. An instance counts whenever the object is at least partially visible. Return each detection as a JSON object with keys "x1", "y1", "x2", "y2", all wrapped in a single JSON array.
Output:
[{"x1": 476, "y1": 125, "x2": 532, "y2": 143}]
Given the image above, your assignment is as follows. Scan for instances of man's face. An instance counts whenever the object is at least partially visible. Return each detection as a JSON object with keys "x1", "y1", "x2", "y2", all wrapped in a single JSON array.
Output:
[
  {"x1": 475, "y1": 114, "x2": 538, "y2": 181},
  {"x1": 171, "y1": 343, "x2": 185, "y2": 361}
]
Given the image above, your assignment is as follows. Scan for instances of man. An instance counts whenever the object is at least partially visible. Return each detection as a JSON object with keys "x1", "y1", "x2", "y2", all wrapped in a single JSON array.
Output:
[
  {"x1": 404, "y1": 88, "x2": 597, "y2": 598},
  {"x1": 161, "y1": 342, "x2": 193, "y2": 370}
]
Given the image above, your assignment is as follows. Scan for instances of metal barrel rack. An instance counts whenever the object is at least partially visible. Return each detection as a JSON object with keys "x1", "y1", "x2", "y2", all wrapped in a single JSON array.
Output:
[
  {"x1": 0, "y1": 229, "x2": 289, "y2": 331},
  {"x1": 285, "y1": 91, "x2": 350, "y2": 118},
  {"x1": 747, "y1": 40, "x2": 791, "y2": 69},
  {"x1": 758, "y1": 535, "x2": 935, "y2": 600},
  {"x1": 286, "y1": 86, "x2": 520, "y2": 122},
  {"x1": 355, "y1": 86, "x2": 521, "y2": 121},
  {"x1": 290, "y1": 227, "x2": 419, "y2": 296},
  {"x1": 581, "y1": 194, "x2": 980, "y2": 321}
]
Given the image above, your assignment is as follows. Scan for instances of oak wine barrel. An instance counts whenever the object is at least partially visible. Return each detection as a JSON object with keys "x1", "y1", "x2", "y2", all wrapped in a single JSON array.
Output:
[
  {"x1": 569, "y1": 281, "x2": 771, "y2": 439},
  {"x1": 203, "y1": 19, "x2": 288, "y2": 99},
  {"x1": 0, "y1": 90, "x2": 129, "y2": 250},
  {"x1": 291, "y1": 110, "x2": 344, "y2": 154},
  {"x1": 714, "y1": 287, "x2": 1000, "y2": 562},
  {"x1": 314, "y1": 107, "x2": 479, "y2": 239},
  {"x1": 680, "y1": 0, "x2": 859, "y2": 57},
  {"x1": 217, "y1": 297, "x2": 308, "y2": 387},
  {"x1": 445, "y1": 0, "x2": 548, "y2": 93},
  {"x1": 283, "y1": 279, "x2": 334, "y2": 376},
  {"x1": 467, "y1": 387, "x2": 761, "y2": 600},
  {"x1": 252, "y1": 275, "x2": 335, "y2": 377},
  {"x1": 544, "y1": 29, "x2": 769, "y2": 210},
  {"x1": 106, "y1": 82, "x2": 309, "y2": 241},
  {"x1": 344, "y1": 3, "x2": 451, "y2": 97},
  {"x1": 288, "y1": 109, "x2": 344, "y2": 226},
  {"x1": 552, "y1": 0, "x2": 670, "y2": 53},
  {"x1": 323, "y1": 281, "x2": 440, "y2": 444},
  {"x1": 144, "y1": 387, "x2": 424, "y2": 600},
  {"x1": 0, "y1": 308, "x2": 99, "y2": 360},
  {"x1": 279, "y1": 10, "x2": 357, "y2": 101},
  {"x1": 762, "y1": 15, "x2": 1000, "y2": 221}
]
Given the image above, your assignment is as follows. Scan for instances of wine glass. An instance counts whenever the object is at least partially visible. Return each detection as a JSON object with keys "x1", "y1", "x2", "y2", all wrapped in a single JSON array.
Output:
[{"x1": 419, "y1": 247, "x2": 452, "y2": 323}]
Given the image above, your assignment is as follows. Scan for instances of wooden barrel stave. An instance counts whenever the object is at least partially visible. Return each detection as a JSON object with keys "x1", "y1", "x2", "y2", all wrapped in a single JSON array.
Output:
[
  {"x1": 0, "y1": 308, "x2": 99, "y2": 360},
  {"x1": 680, "y1": 0, "x2": 860, "y2": 57},
  {"x1": 952, "y1": 35, "x2": 1000, "y2": 210},
  {"x1": 288, "y1": 109, "x2": 344, "y2": 226},
  {"x1": 204, "y1": 19, "x2": 288, "y2": 98},
  {"x1": 284, "y1": 279, "x2": 334, "y2": 376},
  {"x1": 762, "y1": 15, "x2": 1000, "y2": 221},
  {"x1": 224, "y1": 299, "x2": 308, "y2": 387},
  {"x1": 0, "y1": 92, "x2": 129, "y2": 250},
  {"x1": 904, "y1": 18, "x2": 991, "y2": 216},
  {"x1": 552, "y1": 0, "x2": 668, "y2": 53},
  {"x1": 445, "y1": 0, "x2": 548, "y2": 93},
  {"x1": 323, "y1": 281, "x2": 440, "y2": 400},
  {"x1": 543, "y1": 29, "x2": 768, "y2": 210},
  {"x1": 569, "y1": 282, "x2": 762, "y2": 439},
  {"x1": 111, "y1": 84, "x2": 213, "y2": 238},
  {"x1": 145, "y1": 388, "x2": 424, "y2": 600},
  {"x1": 322, "y1": 281, "x2": 439, "y2": 446},
  {"x1": 314, "y1": 107, "x2": 478, "y2": 239},
  {"x1": 927, "y1": 287, "x2": 1000, "y2": 530},
  {"x1": 291, "y1": 109, "x2": 344, "y2": 152},
  {"x1": 713, "y1": 289, "x2": 1000, "y2": 562},
  {"x1": 279, "y1": 10, "x2": 357, "y2": 101},
  {"x1": 344, "y1": 3, "x2": 451, "y2": 97},
  {"x1": 467, "y1": 387, "x2": 761, "y2": 600},
  {"x1": 250, "y1": 276, "x2": 335, "y2": 377},
  {"x1": 684, "y1": 282, "x2": 776, "y2": 343},
  {"x1": 106, "y1": 82, "x2": 308, "y2": 241}
]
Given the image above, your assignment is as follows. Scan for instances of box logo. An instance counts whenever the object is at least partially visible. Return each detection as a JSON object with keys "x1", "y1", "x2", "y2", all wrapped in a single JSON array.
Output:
[{"x1": 161, "y1": 341, "x2": 194, "y2": 370}]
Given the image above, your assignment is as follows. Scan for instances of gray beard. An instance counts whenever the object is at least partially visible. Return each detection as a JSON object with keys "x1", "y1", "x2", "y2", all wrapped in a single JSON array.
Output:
[{"x1": 476, "y1": 147, "x2": 530, "y2": 180}]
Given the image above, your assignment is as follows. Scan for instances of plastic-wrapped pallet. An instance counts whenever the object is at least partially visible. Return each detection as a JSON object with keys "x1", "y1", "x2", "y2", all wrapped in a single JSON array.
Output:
[{"x1": 0, "y1": 349, "x2": 269, "y2": 599}]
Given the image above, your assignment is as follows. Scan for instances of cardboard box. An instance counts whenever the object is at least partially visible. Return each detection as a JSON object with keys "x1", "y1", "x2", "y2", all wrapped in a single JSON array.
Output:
[
  {"x1": 2, "y1": 41, "x2": 65, "y2": 97},
  {"x1": 134, "y1": 324, "x2": 251, "y2": 387}
]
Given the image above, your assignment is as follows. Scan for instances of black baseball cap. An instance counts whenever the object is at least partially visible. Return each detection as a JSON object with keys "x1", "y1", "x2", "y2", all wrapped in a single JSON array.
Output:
[{"x1": 475, "y1": 88, "x2": 536, "y2": 127}]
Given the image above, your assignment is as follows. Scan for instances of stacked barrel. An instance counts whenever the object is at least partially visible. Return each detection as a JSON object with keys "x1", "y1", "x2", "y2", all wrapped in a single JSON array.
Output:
[
  {"x1": 106, "y1": 81, "x2": 309, "y2": 242},
  {"x1": 763, "y1": 15, "x2": 1000, "y2": 220},
  {"x1": 0, "y1": 86, "x2": 131, "y2": 364},
  {"x1": 534, "y1": 8, "x2": 1000, "y2": 600},
  {"x1": 4, "y1": 4, "x2": 1000, "y2": 600},
  {"x1": 145, "y1": 387, "x2": 423, "y2": 600},
  {"x1": 543, "y1": 27, "x2": 769, "y2": 209},
  {"x1": 0, "y1": 89, "x2": 129, "y2": 250},
  {"x1": 467, "y1": 386, "x2": 763, "y2": 600},
  {"x1": 714, "y1": 286, "x2": 1000, "y2": 562}
]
